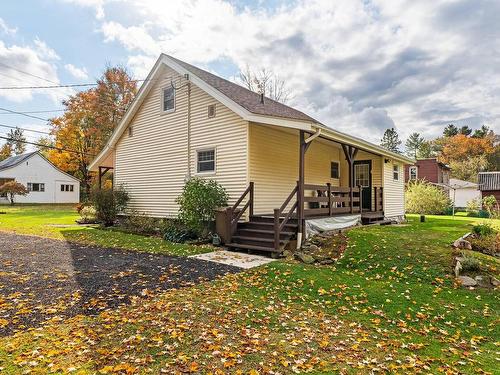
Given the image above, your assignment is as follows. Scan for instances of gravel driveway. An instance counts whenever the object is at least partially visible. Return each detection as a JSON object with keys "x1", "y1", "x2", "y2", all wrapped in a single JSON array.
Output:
[{"x1": 0, "y1": 232, "x2": 239, "y2": 335}]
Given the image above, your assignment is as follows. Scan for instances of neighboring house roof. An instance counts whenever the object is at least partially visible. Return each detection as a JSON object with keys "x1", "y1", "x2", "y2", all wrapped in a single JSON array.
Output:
[
  {"x1": 415, "y1": 158, "x2": 451, "y2": 170},
  {"x1": 478, "y1": 172, "x2": 500, "y2": 191},
  {"x1": 0, "y1": 151, "x2": 80, "y2": 182},
  {"x1": 0, "y1": 152, "x2": 37, "y2": 171},
  {"x1": 90, "y1": 54, "x2": 414, "y2": 170},
  {"x1": 449, "y1": 178, "x2": 478, "y2": 189},
  {"x1": 167, "y1": 55, "x2": 317, "y2": 123}
]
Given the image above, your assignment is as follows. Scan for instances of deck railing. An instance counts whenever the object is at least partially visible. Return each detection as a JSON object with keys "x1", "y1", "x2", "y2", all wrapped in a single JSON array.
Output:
[
  {"x1": 273, "y1": 182, "x2": 299, "y2": 250},
  {"x1": 302, "y1": 184, "x2": 362, "y2": 217},
  {"x1": 226, "y1": 182, "x2": 254, "y2": 243}
]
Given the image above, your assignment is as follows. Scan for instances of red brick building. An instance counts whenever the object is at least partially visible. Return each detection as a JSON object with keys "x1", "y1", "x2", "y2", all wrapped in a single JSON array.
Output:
[{"x1": 404, "y1": 158, "x2": 451, "y2": 184}]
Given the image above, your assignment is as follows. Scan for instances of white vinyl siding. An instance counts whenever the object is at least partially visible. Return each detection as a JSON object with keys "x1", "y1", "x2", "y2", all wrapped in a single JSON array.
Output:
[
  {"x1": 383, "y1": 159, "x2": 405, "y2": 218},
  {"x1": 114, "y1": 64, "x2": 248, "y2": 217}
]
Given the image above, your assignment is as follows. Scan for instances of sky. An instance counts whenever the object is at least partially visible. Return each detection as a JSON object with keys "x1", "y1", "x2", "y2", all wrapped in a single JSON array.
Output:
[{"x1": 0, "y1": 0, "x2": 499, "y2": 149}]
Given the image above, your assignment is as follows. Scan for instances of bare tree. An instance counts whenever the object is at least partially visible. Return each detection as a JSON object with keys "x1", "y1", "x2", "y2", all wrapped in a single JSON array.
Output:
[{"x1": 238, "y1": 64, "x2": 292, "y2": 104}]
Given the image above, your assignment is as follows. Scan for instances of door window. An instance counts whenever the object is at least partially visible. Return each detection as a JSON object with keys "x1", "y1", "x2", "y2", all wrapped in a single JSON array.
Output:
[{"x1": 354, "y1": 164, "x2": 370, "y2": 187}]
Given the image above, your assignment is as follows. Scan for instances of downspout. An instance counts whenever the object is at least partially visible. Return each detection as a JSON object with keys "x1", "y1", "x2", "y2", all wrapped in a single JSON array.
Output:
[{"x1": 186, "y1": 76, "x2": 191, "y2": 180}]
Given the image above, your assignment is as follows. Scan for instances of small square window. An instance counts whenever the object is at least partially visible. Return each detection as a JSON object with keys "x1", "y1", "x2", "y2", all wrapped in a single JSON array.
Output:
[
  {"x1": 393, "y1": 165, "x2": 400, "y2": 181},
  {"x1": 197, "y1": 149, "x2": 215, "y2": 173},
  {"x1": 330, "y1": 162, "x2": 339, "y2": 179},
  {"x1": 61, "y1": 185, "x2": 65, "y2": 192},
  {"x1": 162, "y1": 87, "x2": 175, "y2": 112},
  {"x1": 70, "y1": 185, "x2": 74, "y2": 192},
  {"x1": 208, "y1": 104, "x2": 216, "y2": 118}
]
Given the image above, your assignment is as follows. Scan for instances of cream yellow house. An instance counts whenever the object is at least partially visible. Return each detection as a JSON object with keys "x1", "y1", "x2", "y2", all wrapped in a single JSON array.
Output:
[{"x1": 90, "y1": 54, "x2": 413, "y2": 254}]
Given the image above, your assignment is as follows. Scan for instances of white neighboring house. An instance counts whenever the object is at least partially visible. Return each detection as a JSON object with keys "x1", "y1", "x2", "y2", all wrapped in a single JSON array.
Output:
[
  {"x1": 0, "y1": 152, "x2": 80, "y2": 204},
  {"x1": 448, "y1": 178, "x2": 480, "y2": 208}
]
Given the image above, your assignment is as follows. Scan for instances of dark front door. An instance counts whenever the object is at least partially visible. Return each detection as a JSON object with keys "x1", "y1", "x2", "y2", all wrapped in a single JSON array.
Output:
[{"x1": 354, "y1": 160, "x2": 372, "y2": 210}]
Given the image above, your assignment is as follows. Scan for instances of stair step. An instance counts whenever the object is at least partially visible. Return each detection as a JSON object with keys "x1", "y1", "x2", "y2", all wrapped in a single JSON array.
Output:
[
  {"x1": 250, "y1": 215, "x2": 298, "y2": 224},
  {"x1": 237, "y1": 228, "x2": 295, "y2": 238},
  {"x1": 232, "y1": 235, "x2": 286, "y2": 244},
  {"x1": 240, "y1": 222, "x2": 298, "y2": 230},
  {"x1": 226, "y1": 242, "x2": 281, "y2": 253}
]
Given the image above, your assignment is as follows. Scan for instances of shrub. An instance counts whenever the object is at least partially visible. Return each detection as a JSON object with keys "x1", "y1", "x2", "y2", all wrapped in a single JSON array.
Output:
[
  {"x1": 91, "y1": 185, "x2": 130, "y2": 226},
  {"x1": 77, "y1": 206, "x2": 98, "y2": 224},
  {"x1": 469, "y1": 233, "x2": 500, "y2": 256},
  {"x1": 405, "y1": 180, "x2": 451, "y2": 215},
  {"x1": 471, "y1": 223, "x2": 495, "y2": 237},
  {"x1": 176, "y1": 177, "x2": 228, "y2": 236},
  {"x1": 163, "y1": 219, "x2": 196, "y2": 243},
  {"x1": 466, "y1": 198, "x2": 481, "y2": 213},
  {"x1": 123, "y1": 211, "x2": 161, "y2": 235},
  {"x1": 460, "y1": 254, "x2": 481, "y2": 272},
  {"x1": 482, "y1": 195, "x2": 500, "y2": 219},
  {"x1": 0, "y1": 181, "x2": 28, "y2": 205},
  {"x1": 75, "y1": 203, "x2": 86, "y2": 213}
]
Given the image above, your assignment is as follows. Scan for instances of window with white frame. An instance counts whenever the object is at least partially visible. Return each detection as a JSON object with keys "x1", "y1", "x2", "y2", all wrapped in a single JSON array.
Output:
[
  {"x1": 27, "y1": 183, "x2": 45, "y2": 192},
  {"x1": 409, "y1": 166, "x2": 418, "y2": 180},
  {"x1": 197, "y1": 149, "x2": 215, "y2": 173},
  {"x1": 162, "y1": 87, "x2": 175, "y2": 112},
  {"x1": 60, "y1": 184, "x2": 74, "y2": 192},
  {"x1": 393, "y1": 164, "x2": 400, "y2": 181}
]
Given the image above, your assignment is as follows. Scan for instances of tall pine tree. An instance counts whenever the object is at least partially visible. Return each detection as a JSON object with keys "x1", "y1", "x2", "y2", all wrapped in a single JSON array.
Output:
[
  {"x1": 405, "y1": 132, "x2": 424, "y2": 158},
  {"x1": 380, "y1": 128, "x2": 402, "y2": 153}
]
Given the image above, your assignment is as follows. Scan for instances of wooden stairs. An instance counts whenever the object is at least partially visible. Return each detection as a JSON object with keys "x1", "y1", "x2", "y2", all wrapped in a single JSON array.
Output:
[{"x1": 226, "y1": 215, "x2": 297, "y2": 256}]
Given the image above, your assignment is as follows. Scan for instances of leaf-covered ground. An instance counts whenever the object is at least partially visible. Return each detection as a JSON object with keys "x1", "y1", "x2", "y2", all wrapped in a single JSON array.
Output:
[
  {"x1": 0, "y1": 205, "x2": 211, "y2": 256},
  {"x1": 0, "y1": 213, "x2": 498, "y2": 373}
]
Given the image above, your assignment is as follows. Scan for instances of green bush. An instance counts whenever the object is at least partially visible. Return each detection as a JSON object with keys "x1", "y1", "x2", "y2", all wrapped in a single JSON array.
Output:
[
  {"x1": 176, "y1": 177, "x2": 228, "y2": 236},
  {"x1": 122, "y1": 211, "x2": 161, "y2": 235},
  {"x1": 163, "y1": 219, "x2": 196, "y2": 243},
  {"x1": 405, "y1": 180, "x2": 451, "y2": 215},
  {"x1": 469, "y1": 233, "x2": 500, "y2": 256},
  {"x1": 471, "y1": 223, "x2": 495, "y2": 237},
  {"x1": 91, "y1": 185, "x2": 130, "y2": 226},
  {"x1": 460, "y1": 254, "x2": 481, "y2": 272},
  {"x1": 466, "y1": 198, "x2": 481, "y2": 213},
  {"x1": 482, "y1": 195, "x2": 500, "y2": 219}
]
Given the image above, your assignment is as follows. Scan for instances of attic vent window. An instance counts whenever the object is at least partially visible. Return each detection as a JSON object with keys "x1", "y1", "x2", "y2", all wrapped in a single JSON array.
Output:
[
  {"x1": 208, "y1": 104, "x2": 216, "y2": 118},
  {"x1": 128, "y1": 126, "x2": 133, "y2": 137},
  {"x1": 162, "y1": 86, "x2": 175, "y2": 112}
]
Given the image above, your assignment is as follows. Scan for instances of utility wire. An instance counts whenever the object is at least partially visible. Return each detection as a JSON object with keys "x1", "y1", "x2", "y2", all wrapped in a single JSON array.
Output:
[
  {"x1": 0, "y1": 109, "x2": 64, "y2": 114},
  {"x1": 0, "y1": 135, "x2": 95, "y2": 156},
  {"x1": 0, "y1": 61, "x2": 59, "y2": 84},
  {"x1": 0, "y1": 123, "x2": 52, "y2": 135},
  {"x1": 0, "y1": 79, "x2": 152, "y2": 90},
  {"x1": 0, "y1": 107, "x2": 50, "y2": 122}
]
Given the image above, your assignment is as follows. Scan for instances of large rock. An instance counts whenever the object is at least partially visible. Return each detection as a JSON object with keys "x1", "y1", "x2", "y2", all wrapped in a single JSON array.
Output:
[
  {"x1": 457, "y1": 276, "x2": 477, "y2": 287},
  {"x1": 453, "y1": 239, "x2": 472, "y2": 250},
  {"x1": 301, "y1": 244, "x2": 320, "y2": 252},
  {"x1": 491, "y1": 277, "x2": 499, "y2": 287},
  {"x1": 296, "y1": 252, "x2": 315, "y2": 264}
]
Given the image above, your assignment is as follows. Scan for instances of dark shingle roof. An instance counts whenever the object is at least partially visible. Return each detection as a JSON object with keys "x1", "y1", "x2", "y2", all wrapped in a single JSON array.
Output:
[
  {"x1": 166, "y1": 55, "x2": 318, "y2": 123},
  {"x1": 0, "y1": 152, "x2": 37, "y2": 171},
  {"x1": 478, "y1": 172, "x2": 500, "y2": 191}
]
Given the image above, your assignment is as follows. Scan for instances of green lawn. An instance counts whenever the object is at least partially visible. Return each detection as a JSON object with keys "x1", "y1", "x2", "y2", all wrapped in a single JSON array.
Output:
[
  {"x1": 0, "y1": 209, "x2": 498, "y2": 373},
  {"x1": 0, "y1": 204, "x2": 210, "y2": 256}
]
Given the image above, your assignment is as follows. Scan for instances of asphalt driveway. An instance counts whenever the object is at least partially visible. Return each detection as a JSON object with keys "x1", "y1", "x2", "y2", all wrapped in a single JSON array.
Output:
[{"x1": 0, "y1": 232, "x2": 239, "y2": 335}]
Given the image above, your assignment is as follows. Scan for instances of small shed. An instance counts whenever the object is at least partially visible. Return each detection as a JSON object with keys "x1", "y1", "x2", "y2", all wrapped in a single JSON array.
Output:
[
  {"x1": 478, "y1": 172, "x2": 500, "y2": 202},
  {"x1": 448, "y1": 178, "x2": 480, "y2": 208}
]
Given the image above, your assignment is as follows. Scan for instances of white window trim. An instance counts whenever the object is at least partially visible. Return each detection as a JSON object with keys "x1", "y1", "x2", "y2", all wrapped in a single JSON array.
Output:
[
  {"x1": 28, "y1": 182, "x2": 45, "y2": 192},
  {"x1": 409, "y1": 166, "x2": 418, "y2": 180},
  {"x1": 331, "y1": 160, "x2": 340, "y2": 180},
  {"x1": 393, "y1": 164, "x2": 400, "y2": 181},
  {"x1": 160, "y1": 85, "x2": 176, "y2": 114},
  {"x1": 195, "y1": 147, "x2": 217, "y2": 175}
]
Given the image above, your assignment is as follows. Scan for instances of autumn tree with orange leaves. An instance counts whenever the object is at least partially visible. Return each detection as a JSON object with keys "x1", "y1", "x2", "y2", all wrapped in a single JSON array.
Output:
[{"x1": 48, "y1": 67, "x2": 137, "y2": 196}]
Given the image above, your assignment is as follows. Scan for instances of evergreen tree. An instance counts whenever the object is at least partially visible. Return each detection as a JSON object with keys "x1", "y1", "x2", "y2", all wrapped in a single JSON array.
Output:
[
  {"x1": 380, "y1": 128, "x2": 402, "y2": 153},
  {"x1": 459, "y1": 125, "x2": 472, "y2": 136},
  {"x1": 472, "y1": 125, "x2": 490, "y2": 138},
  {"x1": 405, "y1": 132, "x2": 424, "y2": 158},
  {"x1": 443, "y1": 124, "x2": 458, "y2": 137}
]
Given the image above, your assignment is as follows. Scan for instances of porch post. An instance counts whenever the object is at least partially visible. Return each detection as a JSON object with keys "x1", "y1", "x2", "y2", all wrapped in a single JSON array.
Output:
[
  {"x1": 98, "y1": 167, "x2": 103, "y2": 190},
  {"x1": 298, "y1": 130, "x2": 306, "y2": 246},
  {"x1": 342, "y1": 144, "x2": 358, "y2": 214}
]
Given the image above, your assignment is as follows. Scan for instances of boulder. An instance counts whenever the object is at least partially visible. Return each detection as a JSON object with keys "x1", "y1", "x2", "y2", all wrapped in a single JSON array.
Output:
[
  {"x1": 296, "y1": 252, "x2": 315, "y2": 264},
  {"x1": 302, "y1": 244, "x2": 320, "y2": 252},
  {"x1": 457, "y1": 276, "x2": 477, "y2": 287},
  {"x1": 490, "y1": 277, "x2": 499, "y2": 287},
  {"x1": 453, "y1": 239, "x2": 472, "y2": 250}
]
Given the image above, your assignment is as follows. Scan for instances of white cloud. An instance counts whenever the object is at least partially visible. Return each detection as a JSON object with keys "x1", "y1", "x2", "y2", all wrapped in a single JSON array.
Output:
[
  {"x1": 64, "y1": 0, "x2": 500, "y2": 142},
  {"x1": 64, "y1": 63, "x2": 89, "y2": 80},
  {"x1": 0, "y1": 40, "x2": 70, "y2": 103},
  {"x1": 61, "y1": 0, "x2": 105, "y2": 19},
  {"x1": 0, "y1": 17, "x2": 17, "y2": 35}
]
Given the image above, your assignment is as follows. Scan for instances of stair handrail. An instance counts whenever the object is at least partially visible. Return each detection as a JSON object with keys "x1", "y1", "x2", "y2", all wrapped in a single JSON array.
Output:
[
  {"x1": 273, "y1": 182, "x2": 299, "y2": 250},
  {"x1": 226, "y1": 182, "x2": 254, "y2": 243}
]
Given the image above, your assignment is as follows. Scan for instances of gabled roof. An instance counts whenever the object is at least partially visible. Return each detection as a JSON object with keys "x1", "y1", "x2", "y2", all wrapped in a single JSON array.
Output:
[
  {"x1": 449, "y1": 178, "x2": 478, "y2": 189},
  {"x1": 90, "y1": 54, "x2": 414, "y2": 170},
  {"x1": 167, "y1": 55, "x2": 317, "y2": 123},
  {"x1": 478, "y1": 172, "x2": 500, "y2": 191},
  {"x1": 0, "y1": 152, "x2": 37, "y2": 171}
]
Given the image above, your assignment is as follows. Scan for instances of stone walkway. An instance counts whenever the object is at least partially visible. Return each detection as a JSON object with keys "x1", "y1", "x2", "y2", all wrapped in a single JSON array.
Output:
[{"x1": 190, "y1": 249, "x2": 276, "y2": 269}]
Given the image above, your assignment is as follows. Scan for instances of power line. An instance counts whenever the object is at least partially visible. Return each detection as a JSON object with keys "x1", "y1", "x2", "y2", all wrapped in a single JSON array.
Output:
[
  {"x1": 0, "y1": 61, "x2": 59, "y2": 84},
  {"x1": 0, "y1": 107, "x2": 50, "y2": 122},
  {"x1": 0, "y1": 77, "x2": 167, "y2": 90},
  {"x1": 0, "y1": 135, "x2": 95, "y2": 156},
  {"x1": 0, "y1": 123, "x2": 52, "y2": 135},
  {"x1": 0, "y1": 109, "x2": 64, "y2": 114}
]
